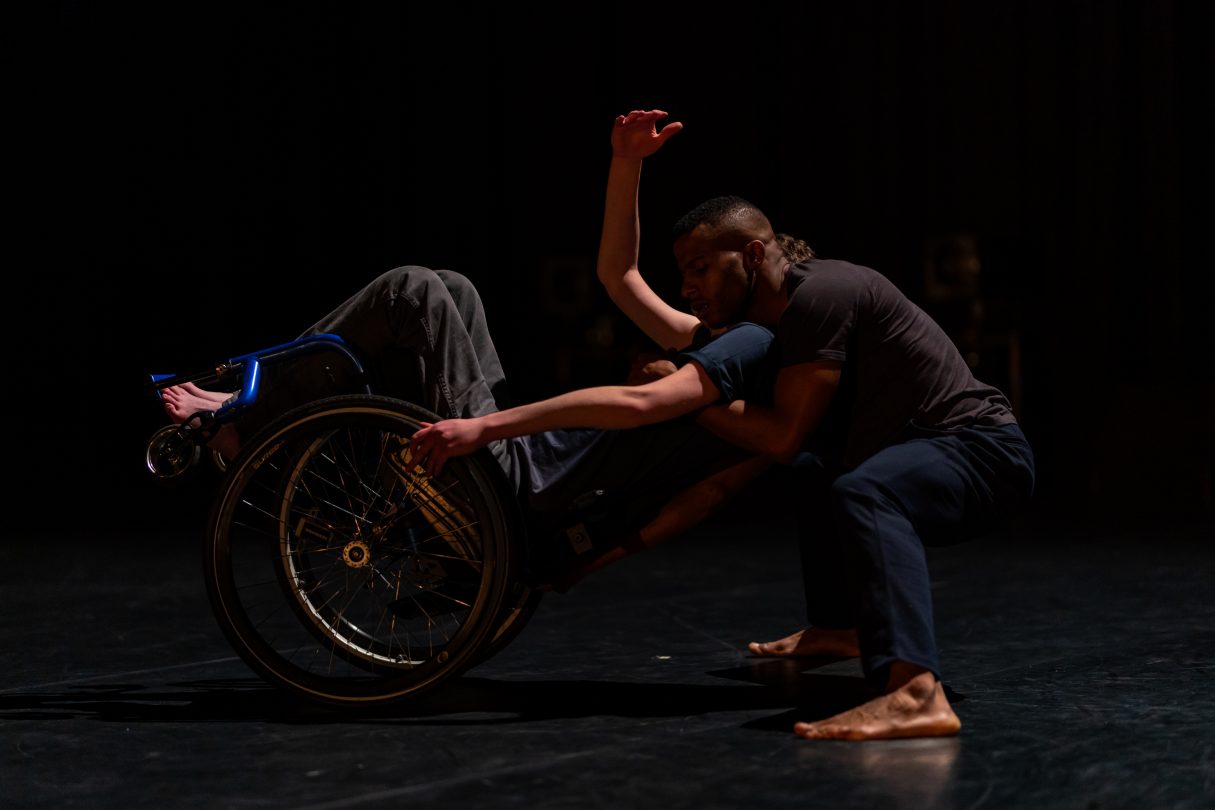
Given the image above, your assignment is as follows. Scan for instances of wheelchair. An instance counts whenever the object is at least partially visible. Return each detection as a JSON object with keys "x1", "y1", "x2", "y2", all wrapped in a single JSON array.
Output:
[
  {"x1": 146, "y1": 333, "x2": 751, "y2": 711},
  {"x1": 146, "y1": 334, "x2": 545, "y2": 710}
]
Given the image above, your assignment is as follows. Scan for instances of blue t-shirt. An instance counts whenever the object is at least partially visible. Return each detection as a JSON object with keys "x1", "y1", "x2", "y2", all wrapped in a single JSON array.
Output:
[{"x1": 676, "y1": 322, "x2": 776, "y2": 405}]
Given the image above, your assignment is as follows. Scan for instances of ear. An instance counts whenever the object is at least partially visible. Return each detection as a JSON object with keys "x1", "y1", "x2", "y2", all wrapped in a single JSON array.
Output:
[{"x1": 745, "y1": 239, "x2": 767, "y2": 267}]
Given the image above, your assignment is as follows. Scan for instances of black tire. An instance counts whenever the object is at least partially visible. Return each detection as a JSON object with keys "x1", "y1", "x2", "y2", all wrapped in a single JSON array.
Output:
[
  {"x1": 473, "y1": 583, "x2": 544, "y2": 666},
  {"x1": 202, "y1": 394, "x2": 522, "y2": 708}
]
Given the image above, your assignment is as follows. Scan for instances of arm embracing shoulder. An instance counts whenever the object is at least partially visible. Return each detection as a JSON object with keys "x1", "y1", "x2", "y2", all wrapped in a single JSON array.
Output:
[{"x1": 695, "y1": 360, "x2": 841, "y2": 463}]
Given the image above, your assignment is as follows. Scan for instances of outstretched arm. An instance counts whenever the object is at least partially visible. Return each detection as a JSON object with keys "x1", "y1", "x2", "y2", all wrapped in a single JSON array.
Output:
[
  {"x1": 408, "y1": 362, "x2": 721, "y2": 475},
  {"x1": 598, "y1": 109, "x2": 701, "y2": 352}
]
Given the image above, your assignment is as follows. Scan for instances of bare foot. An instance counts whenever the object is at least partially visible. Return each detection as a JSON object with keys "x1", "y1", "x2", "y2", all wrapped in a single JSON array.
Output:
[
  {"x1": 161, "y1": 384, "x2": 229, "y2": 421},
  {"x1": 747, "y1": 626, "x2": 861, "y2": 659},
  {"x1": 161, "y1": 384, "x2": 241, "y2": 460},
  {"x1": 794, "y1": 669, "x2": 961, "y2": 741},
  {"x1": 180, "y1": 382, "x2": 232, "y2": 405}
]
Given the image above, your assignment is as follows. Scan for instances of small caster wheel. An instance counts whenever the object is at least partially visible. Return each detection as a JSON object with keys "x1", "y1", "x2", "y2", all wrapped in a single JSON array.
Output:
[{"x1": 145, "y1": 424, "x2": 201, "y2": 480}]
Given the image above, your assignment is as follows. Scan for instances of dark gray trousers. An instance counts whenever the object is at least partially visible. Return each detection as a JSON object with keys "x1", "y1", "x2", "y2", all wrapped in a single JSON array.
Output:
[{"x1": 240, "y1": 266, "x2": 517, "y2": 480}]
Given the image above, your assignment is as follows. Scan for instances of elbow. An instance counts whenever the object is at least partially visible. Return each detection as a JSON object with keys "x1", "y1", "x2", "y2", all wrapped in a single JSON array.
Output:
[
  {"x1": 596, "y1": 263, "x2": 625, "y2": 288},
  {"x1": 770, "y1": 446, "x2": 800, "y2": 465},
  {"x1": 597, "y1": 265, "x2": 639, "y2": 293},
  {"x1": 767, "y1": 433, "x2": 806, "y2": 465},
  {"x1": 767, "y1": 414, "x2": 821, "y2": 464},
  {"x1": 625, "y1": 395, "x2": 662, "y2": 428},
  {"x1": 620, "y1": 388, "x2": 683, "y2": 427},
  {"x1": 597, "y1": 273, "x2": 624, "y2": 305}
]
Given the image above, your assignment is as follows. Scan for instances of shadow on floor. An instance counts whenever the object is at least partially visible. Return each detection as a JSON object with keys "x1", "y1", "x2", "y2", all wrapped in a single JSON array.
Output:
[{"x1": 0, "y1": 659, "x2": 910, "y2": 730}]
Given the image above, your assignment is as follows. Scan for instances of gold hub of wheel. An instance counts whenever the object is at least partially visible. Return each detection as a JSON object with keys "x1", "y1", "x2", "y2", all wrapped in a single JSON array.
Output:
[{"x1": 342, "y1": 539, "x2": 371, "y2": 568}]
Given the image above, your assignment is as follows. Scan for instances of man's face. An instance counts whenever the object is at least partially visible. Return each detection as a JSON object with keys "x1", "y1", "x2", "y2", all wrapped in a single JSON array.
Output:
[{"x1": 674, "y1": 226, "x2": 752, "y2": 329}]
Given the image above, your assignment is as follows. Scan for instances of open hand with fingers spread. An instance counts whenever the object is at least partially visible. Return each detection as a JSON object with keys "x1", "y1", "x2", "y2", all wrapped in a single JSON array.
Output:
[
  {"x1": 408, "y1": 418, "x2": 489, "y2": 476},
  {"x1": 611, "y1": 109, "x2": 683, "y2": 159}
]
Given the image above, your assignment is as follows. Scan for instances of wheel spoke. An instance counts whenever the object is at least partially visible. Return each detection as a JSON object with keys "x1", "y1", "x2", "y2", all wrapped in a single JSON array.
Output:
[{"x1": 204, "y1": 397, "x2": 517, "y2": 707}]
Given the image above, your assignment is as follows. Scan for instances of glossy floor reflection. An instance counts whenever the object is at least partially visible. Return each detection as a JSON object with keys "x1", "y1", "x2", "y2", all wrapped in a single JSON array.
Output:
[{"x1": 2, "y1": 504, "x2": 1212, "y2": 809}]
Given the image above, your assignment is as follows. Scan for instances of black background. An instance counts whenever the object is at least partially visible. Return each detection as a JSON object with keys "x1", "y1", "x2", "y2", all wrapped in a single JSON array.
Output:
[{"x1": 13, "y1": 2, "x2": 1213, "y2": 534}]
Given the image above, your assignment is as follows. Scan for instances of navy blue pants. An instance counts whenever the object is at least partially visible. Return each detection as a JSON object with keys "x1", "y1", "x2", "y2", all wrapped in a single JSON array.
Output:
[{"x1": 792, "y1": 422, "x2": 1035, "y2": 685}]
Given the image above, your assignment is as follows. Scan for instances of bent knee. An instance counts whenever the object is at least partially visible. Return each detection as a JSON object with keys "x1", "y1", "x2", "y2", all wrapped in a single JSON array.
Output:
[
  {"x1": 433, "y1": 269, "x2": 486, "y2": 313},
  {"x1": 433, "y1": 268, "x2": 474, "y2": 295},
  {"x1": 830, "y1": 470, "x2": 882, "y2": 505},
  {"x1": 376, "y1": 265, "x2": 445, "y2": 297}
]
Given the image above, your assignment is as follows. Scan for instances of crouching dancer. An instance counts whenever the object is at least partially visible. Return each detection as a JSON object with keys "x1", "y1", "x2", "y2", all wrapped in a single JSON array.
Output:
[{"x1": 529, "y1": 107, "x2": 1037, "y2": 741}]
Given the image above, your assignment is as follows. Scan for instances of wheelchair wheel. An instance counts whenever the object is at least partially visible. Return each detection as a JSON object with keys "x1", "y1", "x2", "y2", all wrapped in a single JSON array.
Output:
[
  {"x1": 474, "y1": 583, "x2": 544, "y2": 666},
  {"x1": 202, "y1": 394, "x2": 522, "y2": 708}
]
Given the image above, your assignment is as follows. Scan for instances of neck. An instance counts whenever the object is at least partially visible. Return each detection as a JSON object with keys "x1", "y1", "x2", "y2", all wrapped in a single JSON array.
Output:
[{"x1": 746, "y1": 259, "x2": 791, "y2": 327}]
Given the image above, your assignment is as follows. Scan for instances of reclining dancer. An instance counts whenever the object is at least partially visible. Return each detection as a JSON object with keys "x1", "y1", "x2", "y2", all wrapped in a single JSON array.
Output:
[{"x1": 162, "y1": 272, "x2": 789, "y2": 592}]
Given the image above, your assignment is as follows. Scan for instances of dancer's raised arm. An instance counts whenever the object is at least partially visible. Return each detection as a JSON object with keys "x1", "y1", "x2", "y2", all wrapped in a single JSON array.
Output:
[{"x1": 597, "y1": 109, "x2": 701, "y2": 352}]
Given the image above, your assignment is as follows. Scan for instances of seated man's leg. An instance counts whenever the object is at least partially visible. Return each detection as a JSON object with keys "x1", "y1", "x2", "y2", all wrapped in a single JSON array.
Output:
[
  {"x1": 301, "y1": 266, "x2": 505, "y2": 421},
  {"x1": 162, "y1": 266, "x2": 515, "y2": 473},
  {"x1": 433, "y1": 269, "x2": 512, "y2": 411},
  {"x1": 296, "y1": 265, "x2": 516, "y2": 478}
]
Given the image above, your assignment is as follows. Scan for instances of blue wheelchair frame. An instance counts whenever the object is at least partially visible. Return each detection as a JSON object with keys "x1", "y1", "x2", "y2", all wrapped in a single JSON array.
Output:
[{"x1": 146, "y1": 333, "x2": 367, "y2": 476}]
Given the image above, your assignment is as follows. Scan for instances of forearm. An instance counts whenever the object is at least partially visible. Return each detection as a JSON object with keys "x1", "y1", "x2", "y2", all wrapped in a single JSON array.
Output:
[
  {"x1": 694, "y1": 363, "x2": 841, "y2": 462},
  {"x1": 596, "y1": 155, "x2": 643, "y2": 295},
  {"x1": 477, "y1": 383, "x2": 692, "y2": 442},
  {"x1": 545, "y1": 455, "x2": 771, "y2": 593},
  {"x1": 695, "y1": 400, "x2": 802, "y2": 463},
  {"x1": 635, "y1": 455, "x2": 772, "y2": 548},
  {"x1": 410, "y1": 365, "x2": 719, "y2": 474},
  {"x1": 595, "y1": 155, "x2": 697, "y2": 351},
  {"x1": 477, "y1": 388, "x2": 641, "y2": 440}
]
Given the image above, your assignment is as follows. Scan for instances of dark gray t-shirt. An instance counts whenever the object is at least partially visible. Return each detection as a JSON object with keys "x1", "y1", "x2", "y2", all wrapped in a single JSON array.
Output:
[{"x1": 779, "y1": 259, "x2": 1015, "y2": 468}]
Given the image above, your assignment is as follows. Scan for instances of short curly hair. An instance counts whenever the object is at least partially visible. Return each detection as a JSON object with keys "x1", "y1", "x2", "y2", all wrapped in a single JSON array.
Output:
[
  {"x1": 672, "y1": 196, "x2": 815, "y2": 262},
  {"x1": 776, "y1": 233, "x2": 815, "y2": 262},
  {"x1": 671, "y1": 195, "x2": 768, "y2": 243}
]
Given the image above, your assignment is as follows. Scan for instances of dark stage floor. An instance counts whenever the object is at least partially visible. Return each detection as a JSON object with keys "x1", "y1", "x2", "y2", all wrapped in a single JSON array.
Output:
[{"x1": 3, "y1": 501, "x2": 1212, "y2": 809}]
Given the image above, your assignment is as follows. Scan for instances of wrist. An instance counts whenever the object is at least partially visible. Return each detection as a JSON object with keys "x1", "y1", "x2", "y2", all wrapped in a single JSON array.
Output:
[{"x1": 475, "y1": 413, "x2": 503, "y2": 444}]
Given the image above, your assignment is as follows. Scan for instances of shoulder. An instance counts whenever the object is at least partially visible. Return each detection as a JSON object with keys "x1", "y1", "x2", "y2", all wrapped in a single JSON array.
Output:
[
  {"x1": 722, "y1": 321, "x2": 775, "y2": 339},
  {"x1": 677, "y1": 322, "x2": 774, "y2": 381},
  {"x1": 787, "y1": 259, "x2": 881, "y2": 298},
  {"x1": 686, "y1": 321, "x2": 774, "y2": 360},
  {"x1": 676, "y1": 321, "x2": 777, "y2": 402},
  {"x1": 783, "y1": 260, "x2": 904, "y2": 322}
]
